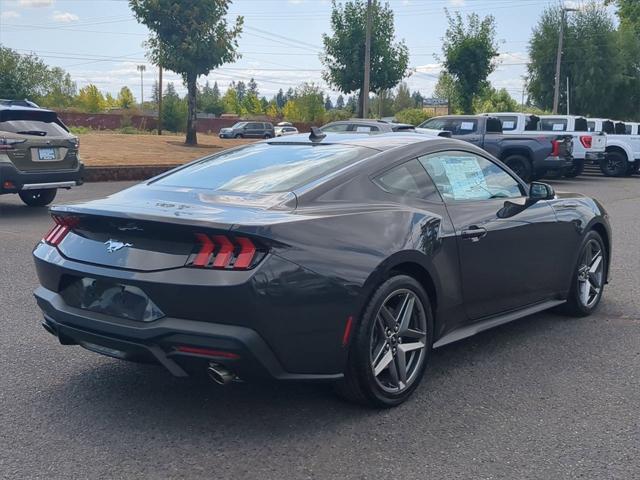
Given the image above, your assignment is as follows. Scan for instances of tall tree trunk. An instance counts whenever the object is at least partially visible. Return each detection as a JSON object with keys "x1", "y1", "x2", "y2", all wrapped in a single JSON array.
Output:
[
  {"x1": 185, "y1": 73, "x2": 198, "y2": 145},
  {"x1": 357, "y1": 87, "x2": 364, "y2": 118}
]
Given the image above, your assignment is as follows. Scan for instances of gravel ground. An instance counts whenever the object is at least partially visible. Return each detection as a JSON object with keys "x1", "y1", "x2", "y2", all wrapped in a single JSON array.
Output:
[{"x1": 0, "y1": 174, "x2": 638, "y2": 480}]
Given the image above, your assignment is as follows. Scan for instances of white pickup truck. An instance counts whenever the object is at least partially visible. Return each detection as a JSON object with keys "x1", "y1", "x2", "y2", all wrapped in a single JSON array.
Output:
[
  {"x1": 587, "y1": 118, "x2": 640, "y2": 176},
  {"x1": 485, "y1": 113, "x2": 606, "y2": 178}
]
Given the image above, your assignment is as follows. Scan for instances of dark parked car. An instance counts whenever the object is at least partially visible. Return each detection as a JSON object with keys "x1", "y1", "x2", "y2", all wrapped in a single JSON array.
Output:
[
  {"x1": 321, "y1": 119, "x2": 416, "y2": 133},
  {"x1": 34, "y1": 132, "x2": 610, "y2": 407},
  {"x1": 219, "y1": 121, "x2": 275, "y2": 139},
  {"x1": 417, "y1": 115, "x2": 574, "y2": 182},
  {"x1": 0, "y1": 105, "x2": 84, "y2": 206}
]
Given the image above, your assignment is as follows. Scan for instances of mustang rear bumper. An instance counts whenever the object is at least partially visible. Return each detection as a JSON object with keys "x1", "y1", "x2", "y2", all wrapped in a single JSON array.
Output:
[
  {"x1": 0, "y1": 162, "x2": 84, "y2": 194},
  {"x1": 35, "y1": 286, "x2": 343, "y2": 382}
]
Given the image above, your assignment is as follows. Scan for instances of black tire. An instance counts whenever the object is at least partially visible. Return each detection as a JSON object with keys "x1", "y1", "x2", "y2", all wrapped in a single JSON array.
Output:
[
  {"x1": 263, "y1": 133, "x2": 272, "y2": 139},
  {"x1": 503, "y1": 154, "x2": 532, "y2": 182},
  {"x1": 234, "y1": 133, "x2": 243, "y2": 139},
  {"x1": 626, "y1": 160, "x2": 640, "y2": 176},
  {"x1": 563, "y1": 160, "x2": 585, "y2": 178},
  {"x1": 334, "y1": 274, "x2": 433, "y2": 408},
  {"x1": 558, "y1": 230, "x2": 607, "y2": 317},
  {"x1": 18, "y1": 188, "x2": 57, "y2": 207},
  {"x1": 599, "y1": 151, "x2": 627, "y2": 177}
]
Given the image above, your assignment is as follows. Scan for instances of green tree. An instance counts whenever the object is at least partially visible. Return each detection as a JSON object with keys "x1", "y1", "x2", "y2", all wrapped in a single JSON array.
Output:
[
  {"x1": 475, "y1": 87, "x2": 518, "y2": 113},
  {"x1": 433, "y1": 71, "x2": 458, "y2": 113},
  {"x1": 162, "y1": 82, "x2": 187, "y2": 132},
  {"x1": 0, "y1": 47, "x2": 77, "y2": 107},
  {"x1": 321, "y1": 0, "x2": 410, "y2": 117},
  {"x1": 242, "y1": 92, "x2": 263, "y2": 115},
  {"x1": 76, "y1": 84, "x2": 105, "y2": 113},
  {"x1": 130, "y1": 0, "x2": 243, "y2": 145},
  {"x1": 117, "y1": 86, "x2": 136, "y2": 109},
  {"x1": 222, "y1": 86, "x2": 242, "y2": 115},
  {"x1": 40, "y1": 67, "x2": 76, "y2": 108},
  {"x1": 281, "y1": 83, "x2": 326, "y2": 123},
  {"x1": 393, "y1": 82, "x2": 412, "y2": 112},
  {"x1": 336, "y1": 94, "x2": 345, "y2": 109},
  {"x1": 200, "y1": 80, "x2": 224, "y2": 116},
  {"x1": 606, "y1": 0, "x2": 640, "y2": 33},
  {"x1": 370, "y1": 89, "x2": 394, "y2": 117},
  {"x1": 527, "y1": 4, "x2": 625, "y2": 117},
  {"x1": 441, "y1": 10, "x2": 499, "y2": 113}
]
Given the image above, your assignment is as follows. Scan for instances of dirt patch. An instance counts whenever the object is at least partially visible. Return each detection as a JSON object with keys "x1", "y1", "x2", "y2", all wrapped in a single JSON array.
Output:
[{"x1": 78, "y1": 133, "x2": 255, "y2": 167}]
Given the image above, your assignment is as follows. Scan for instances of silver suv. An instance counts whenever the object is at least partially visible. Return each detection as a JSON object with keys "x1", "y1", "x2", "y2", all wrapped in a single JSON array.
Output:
[{"x1": 219, "y1": 121, "x2": 275, "y2": 139}]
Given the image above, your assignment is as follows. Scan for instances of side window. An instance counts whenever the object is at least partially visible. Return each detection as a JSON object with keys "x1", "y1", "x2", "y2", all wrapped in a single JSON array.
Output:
[
  {"x1": 498, "y1": 116, "x2": 518, "y2": 131},
  {"x1": 353, "y1": 125, "x2": 378, "y2": 132},
  {"x1": 373, "y1": 159, "x2": 438, "y2": 200},
  {"x1": 587, "y1": 121, "x2": 595, "y2": 132},
  {"x1": 418, "y1": 151, "x2": 523, "y2": 202},
  {"x1": 322, "y1": 123, "x2": 350, "y2": 132},
  {"x1": 539, "y1": 118, "x2": 567, "y2": 131}
]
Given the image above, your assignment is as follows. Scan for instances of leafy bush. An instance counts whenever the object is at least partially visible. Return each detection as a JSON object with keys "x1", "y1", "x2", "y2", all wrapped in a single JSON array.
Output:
[
  {"x1": 68, "y1": 126, "x2": 91, "y2": 134},
  {"x1": 324, "y1": 109, "x2": 352, "y2": 122},
  {"x1": 395, "y1": 108, "x2": 434, "y2": 125}
]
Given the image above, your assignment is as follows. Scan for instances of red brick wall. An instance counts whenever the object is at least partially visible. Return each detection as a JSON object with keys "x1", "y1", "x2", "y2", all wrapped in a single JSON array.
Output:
[{"x1": 58, "y1": 112, "x2": 314, "y2": 134}]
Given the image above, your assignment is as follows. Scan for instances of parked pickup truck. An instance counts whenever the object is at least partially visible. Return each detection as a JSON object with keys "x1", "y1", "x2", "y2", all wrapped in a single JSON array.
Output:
[
  {"x1": 486, "y1": 113, "x2": 606, "y2": 178},
  {"x1": 587, "y1": 118, "x2": 640, "y2": 176},
  {"x1": 0, "y1": 104, "x2": 84, "y2": 206},
  {"x1": 416, "y1": 115, "x2": 573, "y2": 182}
]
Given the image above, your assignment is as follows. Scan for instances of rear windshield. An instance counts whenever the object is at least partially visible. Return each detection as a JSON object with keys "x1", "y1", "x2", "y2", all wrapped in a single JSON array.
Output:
[
  {"x1": 153, "y1": 143, "x2": 373, "y2": 193},
  {"x1": 0, "y1": 119, "x2": 68, "y2": 136}
]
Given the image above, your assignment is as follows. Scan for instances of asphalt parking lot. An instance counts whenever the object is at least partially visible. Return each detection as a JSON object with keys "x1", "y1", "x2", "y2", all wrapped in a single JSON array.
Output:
[{"x1": 1, "y1": 175, "x2": 638, "y2": 480}]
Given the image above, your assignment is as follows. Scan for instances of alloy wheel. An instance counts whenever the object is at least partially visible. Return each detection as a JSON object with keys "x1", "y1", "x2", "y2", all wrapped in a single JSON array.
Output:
[
  {"x1": 577, "y1": 239, "x2": 604, "y2": 308},
  {"x1": 370, "y1": 289, "x2": 427, "y2": 393}
]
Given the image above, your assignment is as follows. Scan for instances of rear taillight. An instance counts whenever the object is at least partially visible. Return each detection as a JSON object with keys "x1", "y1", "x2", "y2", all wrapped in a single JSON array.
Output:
[
  {"x1": 580, "y1": 135, "x2": 592, "y2": 148},
  {"x1": 43, "y1": 215, "x2": 78, "y2": 246},
  {"x1": 187, "y1": 234, "x2": 263, "y2": 270},
  {"x1": 0, "y1": 137, "x2": 26, "y2": 151},
  {"x1": 551, "y1": 139, "x2": 560, "y2": 157}
]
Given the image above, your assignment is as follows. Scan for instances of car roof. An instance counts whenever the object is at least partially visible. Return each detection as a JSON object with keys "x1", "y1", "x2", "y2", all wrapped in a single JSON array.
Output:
[
  {"x1": 266, "y1": 131, "x2": 453, "y2": 151},
  {"x1": 0, "y1": 104, "x2": 55, "y2": 113}
]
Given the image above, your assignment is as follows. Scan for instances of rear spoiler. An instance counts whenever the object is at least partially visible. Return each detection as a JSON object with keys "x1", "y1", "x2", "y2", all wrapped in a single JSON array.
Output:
[{"x1": 0, "y1": 108, "x2": 58, "y2": 123}]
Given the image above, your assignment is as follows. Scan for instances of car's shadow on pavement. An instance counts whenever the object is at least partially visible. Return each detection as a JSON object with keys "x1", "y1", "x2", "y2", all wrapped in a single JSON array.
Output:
[{"x1": 38, "y1": 309, "x2": 599, "y2": 446}]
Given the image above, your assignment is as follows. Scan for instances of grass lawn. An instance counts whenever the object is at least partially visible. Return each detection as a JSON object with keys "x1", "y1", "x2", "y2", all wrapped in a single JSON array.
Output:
[{"x1": 78, "y1": 132, "x2": 255, "y2": 167}]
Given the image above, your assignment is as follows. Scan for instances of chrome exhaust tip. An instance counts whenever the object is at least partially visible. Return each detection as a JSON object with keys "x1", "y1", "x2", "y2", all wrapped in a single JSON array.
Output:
[{"x1": 207, "y1": 362, "x2": 236, "y2": 385}]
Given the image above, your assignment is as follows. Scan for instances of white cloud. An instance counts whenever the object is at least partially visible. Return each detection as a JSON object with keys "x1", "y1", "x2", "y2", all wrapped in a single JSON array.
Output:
[
  {"x1": 1, "y1": 10, "x2": 21, "y2": 19},
  {"x1": 52, "y1": 11, "x2": 79, "y2": 23},
  {"x1": 448, "y1": 0, "x2": 466, "y2": 6},
  {"x1": 18, "y1": 0, "x2": 53, "y2": 7}
]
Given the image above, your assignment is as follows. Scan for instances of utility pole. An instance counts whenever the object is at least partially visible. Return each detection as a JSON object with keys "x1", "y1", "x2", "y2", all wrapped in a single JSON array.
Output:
[
  {"x1": 566, "y1": 76, "x2": 570, "y2": 115},
  {"x1": 553, "y1": 8, "x2": 577, "y2": 114},
  {"x1": 137, "y1": 64, "x2": 146, "y2": 110},
  {"x1": 362, "y1": 0, "x2": 373, "y2": 119},
  {"x1": 157, "y1": 64, "x2": 163, "y2": 135}
]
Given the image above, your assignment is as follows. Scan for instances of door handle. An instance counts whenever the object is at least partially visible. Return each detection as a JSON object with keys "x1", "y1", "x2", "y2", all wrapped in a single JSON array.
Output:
[{"x1": 461, "y1": 226, "x2": 487, "y2": 242}]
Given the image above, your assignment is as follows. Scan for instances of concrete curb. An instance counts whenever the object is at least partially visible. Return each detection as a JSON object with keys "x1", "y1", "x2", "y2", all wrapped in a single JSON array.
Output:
[{"x1": 85, "y1": 165, "x2": 181, "y2": 182}]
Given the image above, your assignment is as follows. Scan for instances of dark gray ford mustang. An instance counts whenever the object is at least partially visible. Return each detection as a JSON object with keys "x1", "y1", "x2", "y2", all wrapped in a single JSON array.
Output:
[{"x1": 33, "y1": 131, "x2": 611, "y2": 407}]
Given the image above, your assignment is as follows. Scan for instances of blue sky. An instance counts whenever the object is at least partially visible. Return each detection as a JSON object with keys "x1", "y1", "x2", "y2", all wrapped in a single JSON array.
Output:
[{"x1": 0, "y1": 0, "x2": 608, "y2": 102}]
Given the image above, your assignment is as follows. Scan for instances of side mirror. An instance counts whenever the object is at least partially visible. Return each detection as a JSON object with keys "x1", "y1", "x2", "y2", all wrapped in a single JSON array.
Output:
[{"x1": 529, "y1": 182, "x2": 555, "y2": 200}]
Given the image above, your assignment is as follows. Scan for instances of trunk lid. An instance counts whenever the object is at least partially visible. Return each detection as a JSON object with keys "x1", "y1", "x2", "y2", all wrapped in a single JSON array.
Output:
[{"x1": 49, "y1": 185, "x2": 296, "y2": 271}]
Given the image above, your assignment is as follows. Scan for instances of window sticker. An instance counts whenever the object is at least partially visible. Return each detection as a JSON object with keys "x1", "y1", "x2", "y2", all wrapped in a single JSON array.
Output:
[
  {"x1": 355, "y1": 126, "x2": 372, "y2": 132},
  {"x1": 440, "y1": 156, "x2": 488, "y2": 200},
  {"x1": 552, "y1": 123, "x2": 565, "y2": 131},
  {"x1": 502, "y1": 121, "x2": 515, "y2": 129},
  {"x1": 460, "y1": 122, "x2": 475, "y2": 131}
]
